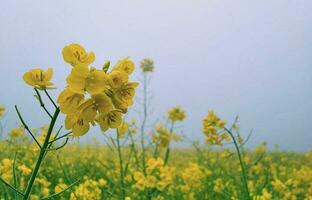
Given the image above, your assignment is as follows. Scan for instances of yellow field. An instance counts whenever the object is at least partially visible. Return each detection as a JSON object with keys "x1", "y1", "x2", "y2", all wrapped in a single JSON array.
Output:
[{"x1": 0, "y1": 141, "x2": 312, "y2": 200}]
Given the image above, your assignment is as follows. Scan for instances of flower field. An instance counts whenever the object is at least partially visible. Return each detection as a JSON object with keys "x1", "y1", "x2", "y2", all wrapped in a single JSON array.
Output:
[{"x1": 0, "y1": 44, "x2": 311, "y2": 200}]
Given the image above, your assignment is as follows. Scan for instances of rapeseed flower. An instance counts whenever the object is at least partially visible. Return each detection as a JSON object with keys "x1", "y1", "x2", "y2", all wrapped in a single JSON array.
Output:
[
  {"x1": 202, "y1": 110, "x2": 227, "y2": 145},
  {"x1": 140, "y1": 58, "x2": 154, "y2": 73},
  {"x1": 57, "y1": 43, "x2": 138, "y2": 136},
  {"x1": 168, "y1": 106, "x2": 186, "y2": 122},
  {"x1": 23, "y1": 68, "x2": 54, "y2": 89},
  {"x1": 62, "y1": 43, "x2": 95, "y2": 66}
]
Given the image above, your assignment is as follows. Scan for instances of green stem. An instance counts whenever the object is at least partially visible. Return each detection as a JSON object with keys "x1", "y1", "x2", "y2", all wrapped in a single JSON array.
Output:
[
  {"x1": 48, "y1": 131, "x2": 72, "y2": 144},
  {"x1": 225, "y1": 128, "x2": 250, "y2": 200},
  {"x1": 14, "y1": 105, "x2": 41, "y2": 149},
  {"x1": 44, "y1": 89, "x2": 58, "y2": 109},
  {"x1": 41, "y1": 179, "x2": 79, "y2": 200},
  {"x1": 140, "y1": 73, "x2": 148, "y2": 174},
  {"x1": 13, "y1": 152, "x2": 18, "y2": 200},
  {"x1": 116, "y1": 130, "x2": 125, "y2": 200},
  {"x1": 164, "y1": 121, "x2": 174, "y2": 165},
  {"x1": 34, "y1": 88, "x2": 52, "y2": 119},
  {"x1": 0, "y1": 178, "x2": 23, "y2": 197},
  {"x1": 23, "y1": 108, "x2": 60, "y2": 200},
  {"x1": 129, "y1": 131, "x2": 140, "y2": 169}
]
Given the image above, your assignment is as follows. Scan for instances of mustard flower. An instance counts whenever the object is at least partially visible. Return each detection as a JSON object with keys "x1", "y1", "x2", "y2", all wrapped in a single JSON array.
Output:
[
  {"x1": 58, "y1": 43, "x2": 138, "y2": 136},
  {"x1": 113, "y1": 57, "x2": 135, "y2": 75},
  {"x1": 140, "y1": 58, "x2": 154, "y2": 73},
  {"x1": 66, "y1": 64, "x2": 108, "y2": 95},
  {"x1": 111, "y1": 82, "x2": 139, "y2": 113},
  {"x1": 202, "y1": 110, "x2": 227, "y2": 145},
  {"x1": 62, "y1": 43, "x2": 95, "y2": 66},
  {"x1": 7, "y1": 127, "x2": 25, "y2": 140},
  {"x1": 168, "y1": 106, "x2": 186, "y2": 122},
  {"x1": 23, "y1": 68, "x2": 54, "y2": 89},
  {"x1": 57, "y1": 89, "x2": 84, "y2": 114},
  {"x1": 96, "y1": 110, "x2": 123, "y2": 132}
]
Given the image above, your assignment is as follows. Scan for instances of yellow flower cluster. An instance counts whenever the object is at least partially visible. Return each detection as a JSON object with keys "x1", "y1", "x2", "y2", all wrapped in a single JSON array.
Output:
[
  {"x1": 70, "y1": 178, "x2": 106, "y2": 200},
  {"x1": 202, "y1": 110, "x2": 228, "y2": 145},
  {"x1": 0, "y1": 106, "x2": 5, "y2": 117},
  {"x1": 133, "y1": 158, "x2": 174, "y2": 191},
  {"x1": 140, "y1": 58, "x2": 154, "y2": 73},
  {"x1": 180, "y1": 163, "x2": 205, "y2": 192},
  {"x1": 152, "y1": 125, "x2": 181, "y2": 148},
  {"x1": 253, "y1": 188, "x2": 272, "y2": 200},
  {"x1": 7, "y1": 127, "x2": 25, "y2": 140},
  {"x1": 54, "y1": 181, "x2": 68, "y2": 194},
  {"x1": 33, "y1": 177, "x2": 51, "y2": 197},
  {"x1": 167, "y1": 106, "x2": 186, "y2": 122},
  {"x1": 58, "y1": 44, "x2": 138, "y2": 136},
  {"x1": 0, "y1": 158, "x2": 12, "y2": 182},
  {"x1": 17, "y1": 164, "x2": 32, "y2": 176}
]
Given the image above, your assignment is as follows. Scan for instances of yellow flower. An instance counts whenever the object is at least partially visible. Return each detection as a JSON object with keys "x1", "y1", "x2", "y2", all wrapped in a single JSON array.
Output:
[
  {"x1": 168, "y1": 106, "x2": 186, "y2": 122},
  {"x1": 17, "y1": 164, "x2": 32, "y2": 176},
  {"x1": 0, "y1": 106, "x2": 6, "y2": 117},
  {"x1": 96, "y1": 110, "x2": 123, "y2": 132},
  {"x1": 62, "y1": 43, "x2": 95, "y2": 66},
  {"x1": 7, "y1": 127, "x2": 25, "y2": 140},
  {"x1": 140, "y1": 58, "x2": 154, "y2": 73},
  {"x1": 66, "y1": 64, "x2": 108, "y2": 95},
  {"x1": 112, "y1": 82, "x2": 139, "y2": 113},
  {"x1": 134, "y1": 172, "x2": 145, "y2": 182},
  {"x1": 108, "y1": 70, "x2": 129, "y2": 89},
  {"x1": 54, "y1": 183, "x2": 67, "y2": 193},
  {"x1": 117, "y1": 121, "x2": 129, "y2": 138},
  {"x1": 154, "y1": 125, "x2": 171, "y2": 148},
  {"x1": 59, "y1": 91, "x2": 114, "y2": 135},
  {"x1": 98, "y1": 178, "x2": 107, "y2": 187},
  {"x1": 65, "y1": 112, "x2": 91, "y2": 136},
  {"x1": 23, "y1": 68, "x2": 54, "y2": 89},
  {"x1": 202, "y1": 110, "x2": 227, "y2": 145},
  {"x1": 146, "y1": 175, "x2": 157, "y2": 188},
  {"x1": 57, "y1": 89, "x2": 84, "y2": 114},
  {"x1": 65, "y1": 97, "x2": 108, "y2": 136},
  {"x1": 91, "y1": 93, "x2": 114, "y2": 115},
  {"x1": 157, "y1": 181, "x2": 167, "y2": 191},
  {"x1": 113, "y1": 57, "x2": 135, "y2": 75}
]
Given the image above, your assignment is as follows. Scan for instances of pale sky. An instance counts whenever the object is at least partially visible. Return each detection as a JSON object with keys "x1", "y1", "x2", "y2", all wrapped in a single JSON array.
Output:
[{"x1": 0, "y1": 0, "x2": 311, "y2": 151}]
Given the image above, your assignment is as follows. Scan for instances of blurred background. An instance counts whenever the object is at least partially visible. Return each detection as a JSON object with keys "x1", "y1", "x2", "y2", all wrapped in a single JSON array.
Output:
[{"x1": 0, "y1": 0, "x2": 311, "y2": 151}]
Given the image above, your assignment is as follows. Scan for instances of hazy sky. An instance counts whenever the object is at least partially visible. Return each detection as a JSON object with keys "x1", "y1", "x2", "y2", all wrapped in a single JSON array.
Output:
[{"x1": 0, "y1": 0, "x2": 311, "y2": 151}]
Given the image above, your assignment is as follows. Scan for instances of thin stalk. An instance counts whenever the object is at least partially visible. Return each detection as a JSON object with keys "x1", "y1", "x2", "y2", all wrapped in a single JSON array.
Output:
[
  {"x1": 23, "y1": 108, "x2": 60, "y2": 200},
  {"x1": 140, "y1": 73, "x2": 148, "y2": 174},
  {"x1": 128, "y1": 131, "x2": 140, "y2": 169},
  {"x1": 13, "y1": 152, "x2": 18, "y2": 200},
  {"x1": 48, "y1": 131, "x2": 72, "y2": 144},
  {"x1": 44, "y1": 89, "x2": 58, "y2": 109},
  {"x1": 116, "y1": 130, "x2": 125, "y2": 200},
  {"x1": 34, "y1": 88, "x2": 52, "y2": 119},
  {"x1": 14, "y1": 105, "x2": 41, "y2": 149},
  {"x1": 0, "y1": 178, "x2": 24, "y2": 197},
  {"x1": 164, "y1": 121, "x2": 174, "y2": 165},
  {"x1": 41, "y1": 179, "x2": 79, "y2": 200},
  {"x1": 224, "y1": 127, "x2": 250, "y2": 200},
  {"x1": 153, "y1": 143, "x2": 159, "y2": 158},
  {"x1": 56, "y1": 154, "x2": 79, "y2": 199}
]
